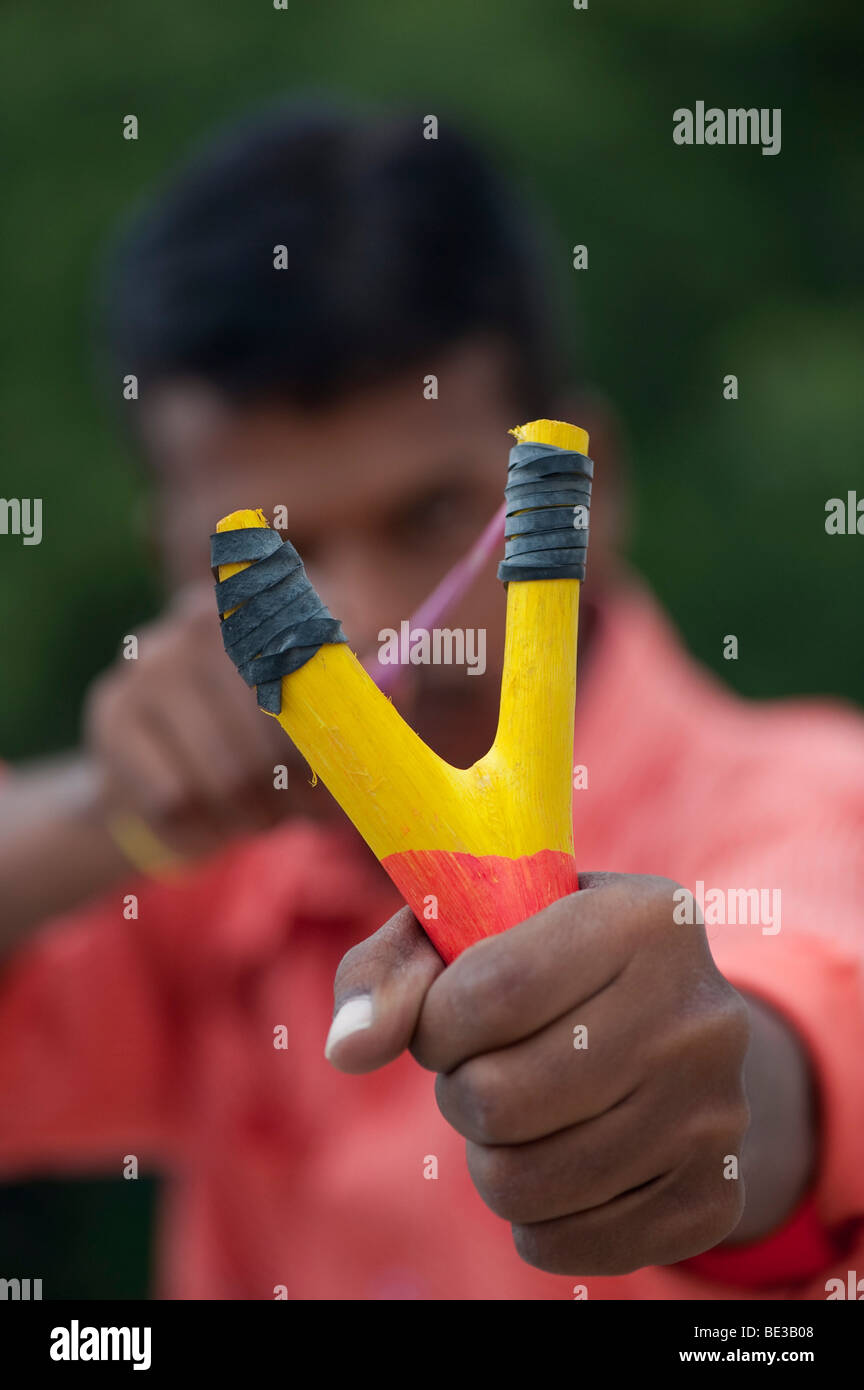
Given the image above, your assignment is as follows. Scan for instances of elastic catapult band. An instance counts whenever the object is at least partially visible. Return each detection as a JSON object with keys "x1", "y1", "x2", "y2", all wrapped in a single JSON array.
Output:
[{"x1": 211, "y1": 419, "x2": 592, "y2": 963}]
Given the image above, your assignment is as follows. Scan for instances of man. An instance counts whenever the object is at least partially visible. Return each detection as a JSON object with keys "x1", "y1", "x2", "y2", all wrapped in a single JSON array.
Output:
[{"x1": 1, "y1": 100, "x2": 862, "y2": 1299}]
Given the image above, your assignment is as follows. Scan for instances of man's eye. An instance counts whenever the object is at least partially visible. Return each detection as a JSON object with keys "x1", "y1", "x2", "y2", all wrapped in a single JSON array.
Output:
[{"x1": 417, "y1": 491, "x2": 472, "y2": 531}]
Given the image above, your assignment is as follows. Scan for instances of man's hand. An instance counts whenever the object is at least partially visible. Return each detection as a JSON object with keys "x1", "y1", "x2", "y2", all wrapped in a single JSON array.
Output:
[
  {"x1": 1, "y1": 582, "x2": 348, "y2": 950},
  {"x1": 84, "y1": 582, "x2": 332, "y2": 860},
  {"x1": 325, "y1": 872, "x2": 754, "y2": 1275}
]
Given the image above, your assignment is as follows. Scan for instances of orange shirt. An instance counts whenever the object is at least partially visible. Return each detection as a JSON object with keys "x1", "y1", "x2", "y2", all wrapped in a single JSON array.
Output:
[{"x1": 1, "y1": 585, "x2": 863, "y2": 1300}]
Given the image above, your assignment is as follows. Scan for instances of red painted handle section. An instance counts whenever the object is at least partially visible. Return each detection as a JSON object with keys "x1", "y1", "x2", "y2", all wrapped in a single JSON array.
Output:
[{"x1": 381, "y1": 848, "x2": 580, "y2": 963}]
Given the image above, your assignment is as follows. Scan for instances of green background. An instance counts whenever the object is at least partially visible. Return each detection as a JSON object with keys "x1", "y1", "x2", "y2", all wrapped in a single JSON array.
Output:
[{"x1": 0, "y1": 0, "x2": 861, "y2": 1298}]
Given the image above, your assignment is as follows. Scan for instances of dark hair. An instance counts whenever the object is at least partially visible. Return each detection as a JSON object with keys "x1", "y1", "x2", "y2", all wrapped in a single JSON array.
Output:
[{"x1": 100, "y1": 97, "x2": 571, "y2": 418}]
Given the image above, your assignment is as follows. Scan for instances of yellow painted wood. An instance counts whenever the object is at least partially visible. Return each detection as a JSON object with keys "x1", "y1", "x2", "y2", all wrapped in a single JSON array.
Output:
[
  {"x1": 215, "y1": 420, "x2": 586, "y2": 863},
  {"x1": 508, "y1": 418, "x2": 589, "y2": 454}
]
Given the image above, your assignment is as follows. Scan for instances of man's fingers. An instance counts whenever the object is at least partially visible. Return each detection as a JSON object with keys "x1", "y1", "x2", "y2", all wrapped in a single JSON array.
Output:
[
  {"x1": 463, "y1": 1086, "x2": 670, "y2": 1225},
  {"x1": 149, "y1": 680, "x2": 252, "y2": 812},
  {"x1": 510, "y1": 1145, "x2": 746, "y2": 1276},
  {"x1": 433, "y1": 989, "x2": 649, "y2": 1144},
  {"x1": 325, "y1": 906, "x2": 444, "y2": 1074},
  {"x1": 411, "y1": 873, "x2": 651, "y2": 1074}
]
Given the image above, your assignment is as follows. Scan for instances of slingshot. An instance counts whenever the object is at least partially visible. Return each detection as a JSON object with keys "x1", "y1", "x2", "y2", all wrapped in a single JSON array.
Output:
[{"x1": 211, "y1": 419, "x2": 592, "y2": 963}]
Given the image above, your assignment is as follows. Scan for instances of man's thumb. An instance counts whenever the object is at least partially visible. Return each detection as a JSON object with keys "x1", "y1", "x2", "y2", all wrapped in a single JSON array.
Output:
[{"x1": 325, "y1": 905, "x2": 444, "y2": 1073}]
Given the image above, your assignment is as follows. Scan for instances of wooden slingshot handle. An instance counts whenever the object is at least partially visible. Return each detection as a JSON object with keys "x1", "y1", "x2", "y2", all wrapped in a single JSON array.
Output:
[{"x1": 213, "y1": 419, "x2": 590, "y2": 962}]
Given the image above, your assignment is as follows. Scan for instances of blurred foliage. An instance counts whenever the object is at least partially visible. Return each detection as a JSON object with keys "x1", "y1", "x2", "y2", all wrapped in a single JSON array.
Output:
[
  {"x1": 0, "y1": 1177, "x2": 157, "y2": 1299},
  {"x1": 0, "y1": 0, "x2": 861, "y2": 1296}
]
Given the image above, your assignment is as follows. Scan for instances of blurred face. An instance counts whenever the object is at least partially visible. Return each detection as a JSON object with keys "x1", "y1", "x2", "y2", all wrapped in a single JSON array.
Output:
[{"x1": 141, "y1": 340, "x2": 607, "y2": 767}]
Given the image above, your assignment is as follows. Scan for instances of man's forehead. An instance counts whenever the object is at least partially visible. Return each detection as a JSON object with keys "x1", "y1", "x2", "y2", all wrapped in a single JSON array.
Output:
[{"x1": 145, "y1": 342, "x2": 512, "y2": 516}]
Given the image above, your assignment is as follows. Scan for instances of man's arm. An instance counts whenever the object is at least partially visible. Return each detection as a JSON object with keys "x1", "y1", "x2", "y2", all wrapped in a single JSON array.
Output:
[
  {"x1": 0, "y1": 753, "x2": 130, "y2": 955},
  {"x1": 0, "y1": 583, "x2": 322, "y2": 957}
]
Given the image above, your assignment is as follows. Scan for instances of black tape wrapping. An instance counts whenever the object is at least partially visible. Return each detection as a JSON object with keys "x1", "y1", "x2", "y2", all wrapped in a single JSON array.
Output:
[
  {"x1": 497, "y1": 441, "x2": 593, "y2": 582},
  {"x1": 211, "y1": 527, "x2": 347, "y2": 714}
]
